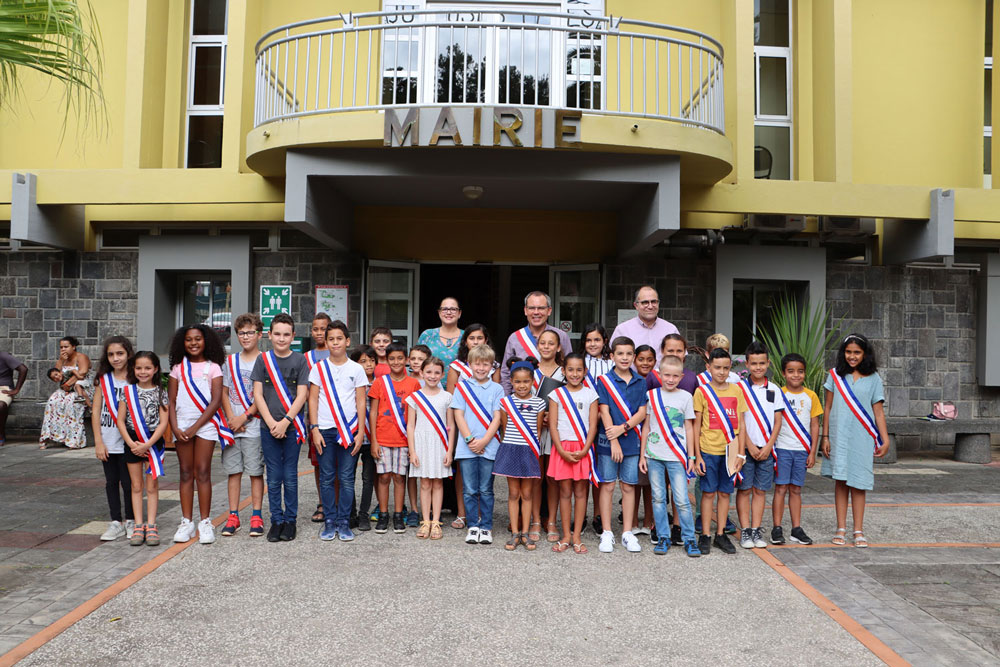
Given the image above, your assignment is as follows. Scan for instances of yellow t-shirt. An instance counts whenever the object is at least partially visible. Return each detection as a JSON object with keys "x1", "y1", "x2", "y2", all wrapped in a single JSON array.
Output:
[{"x1": 693, "y1": 383, "x2": 748, "y2": 456}]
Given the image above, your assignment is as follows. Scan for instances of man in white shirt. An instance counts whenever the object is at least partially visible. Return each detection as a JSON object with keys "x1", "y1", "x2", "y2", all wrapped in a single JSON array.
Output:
[{"x1": 610, "y1": 286, "x2": 679, "y2": 363}]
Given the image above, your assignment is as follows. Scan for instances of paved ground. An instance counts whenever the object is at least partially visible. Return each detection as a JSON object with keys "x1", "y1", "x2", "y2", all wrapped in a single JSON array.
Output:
[{"x1": 0, "y1": 440, "x2": 998, "y2": 665}]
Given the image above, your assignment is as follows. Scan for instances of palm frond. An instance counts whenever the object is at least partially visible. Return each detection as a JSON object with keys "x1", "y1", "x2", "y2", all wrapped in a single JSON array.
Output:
[{"x1": 756, "y1": 294, "x2": 844, "y2": 398}]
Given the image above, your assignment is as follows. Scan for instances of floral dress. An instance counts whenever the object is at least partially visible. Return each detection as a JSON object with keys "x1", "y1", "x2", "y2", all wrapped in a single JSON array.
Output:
[{"x1": 39, "y1": 365, "x2": 88, "y2": 449}]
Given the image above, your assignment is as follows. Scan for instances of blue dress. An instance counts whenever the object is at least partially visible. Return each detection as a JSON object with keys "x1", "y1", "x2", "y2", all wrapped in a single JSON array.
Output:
[
  {"x1": 821, "y1": 371, "x2": 885, "y2": 491},
  {"x1": 417, "y1": 328, "x2": 464, "y2": 383}
]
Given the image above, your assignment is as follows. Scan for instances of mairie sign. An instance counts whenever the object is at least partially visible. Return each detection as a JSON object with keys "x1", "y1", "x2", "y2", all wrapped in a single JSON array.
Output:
[{"x1": 384, "y1": 106, "x2": 581, "y2": 149}]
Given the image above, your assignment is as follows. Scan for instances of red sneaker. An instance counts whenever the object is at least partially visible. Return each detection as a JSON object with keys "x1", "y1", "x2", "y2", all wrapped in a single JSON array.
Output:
[
  {"x1": 248, "y1": 515, "x2": 264, "y2": 537},
  {"x1": 221, "y1": 513, "x2": 240, "y2": 537}
]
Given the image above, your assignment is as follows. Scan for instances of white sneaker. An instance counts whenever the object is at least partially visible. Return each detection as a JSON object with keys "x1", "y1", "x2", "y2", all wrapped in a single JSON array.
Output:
[
  {"x1": 100, "y1": 520, "x2": 126, "y2": 541},
  {"x1": 478, "y1": 529, "x2": 493, "y2": 545},
  {"x1": 599, "y1": 530, "x2": 615, "y2": 553},
  {"x1": 634, "y1": 526, "x2": 651, "y2": 536},
  {"x1": 198, "y1": 518, "x2": 215, "y2": 544},
  {"x1": 622, "y1": 531, "x2": 642, "y2": 552},
  {"x1": 173, "y1": 518, "x2": 196, "y2": 543},
  {"x1": 125, "y1": 519, "x2": 136, "y2": 539},
  {"x1": 740, "y1": 528, "x2": 755, "y2": 549},
  {"x1": 465, "y1": 527, "x2": 481, "y2": 544},
  {"x1": 752, "y1": 527, "x2": 768, "y2": 549}
]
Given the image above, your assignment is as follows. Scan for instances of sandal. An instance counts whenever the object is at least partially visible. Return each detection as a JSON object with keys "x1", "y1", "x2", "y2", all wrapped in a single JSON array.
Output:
[
  {"x1": 505, "y1": 533, "x2": 521, "y2": 551},
  {"x1": 551, "y1": 541, "x2": 570, "y2": 553},
  {"x1": 527, "y1": 521, "x2": 542, "y2": 542},
  {"x1": 145, "y1": 524, "x2": 160, "y2": 546},
  {"x1": 546, "y1": 522, "x2": 560, "y2": 543},
  {"x1": 130, "y1": 524, "x2": 146, "y2": 547},
  {"x1": 831, "y1": 527, "x2": 847, "y2": 546},
  {"x1": 311, "y1": 504, "x2": 324, "y2": 523},
  {"x1": 853, "y1": 531, "x2": 869, "y2": 548},
  {"x1": 429, "y1": 521, "x2": 443, "y2": 540},
  {"x1": 416, "y1": 521, "x2": 431, "y2": 539},
  {"x1": 450, "y1": 516, "x2": 466, "y2": 529},
  {"x1": 522, "y1": 534, "x2": 537, "y2": 551},
  {"x1": 573, "y1": 542, "x2": 588, "y2": 554}
]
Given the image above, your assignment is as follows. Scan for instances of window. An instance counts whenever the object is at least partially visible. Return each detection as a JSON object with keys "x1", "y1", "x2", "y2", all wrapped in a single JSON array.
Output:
[
  {"x1": 178, "y1": 274, "x2": 232, "y2": 346},
  {"x1": 986, "y1": 0, "x2": 993, "y2": 187},
  {"x1": 754, "y1": 0, "x2": 791, "y2": 180},
  {"x1": 100, "y1": 228, "x2": 146, "y2": 249},
  {"x1": 186, "y1": 0, "x2": 227, "y2": 168},
  {"x1": 732, "y1": 281, "x2": 803, "y2": 353}
]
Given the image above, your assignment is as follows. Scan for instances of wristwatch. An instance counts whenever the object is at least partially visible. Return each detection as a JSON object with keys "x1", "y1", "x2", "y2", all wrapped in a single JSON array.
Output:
[
  {"x1": 464, "y1": 435, "x2": 475, "y2": 444},
  {"x1": 284, "y1": 415, "x2": 294, "y2": 423},
  {"x1": 309, "y1": 424, "x2": 319, "y2": 430}
]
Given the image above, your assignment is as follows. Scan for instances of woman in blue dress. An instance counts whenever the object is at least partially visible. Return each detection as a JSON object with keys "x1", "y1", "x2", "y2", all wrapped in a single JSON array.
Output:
[{"x1": 417, "y1": 297, "x2": 464, "y2": 383}]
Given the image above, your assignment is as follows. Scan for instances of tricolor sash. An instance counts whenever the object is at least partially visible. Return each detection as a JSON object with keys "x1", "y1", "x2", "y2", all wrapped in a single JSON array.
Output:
[
  {"x1": 553, "y1": 386, "x2": 602, "y2": 487},
  {"x1": 380, "y1": 375, "x2": 408, "y2": 438},
  {"x1": 648, "y1": 389, "x2": 694, "y2": 479},
  {"x1": 449, "y1": 359, "x2": 473, "y2": 380},
  {"x1": 456, "y1": 380, "x2": 492, "y2": 430},
  {"x1": 261, "y1": 352, "x2": 306, "y2": 444},
  {"x1": 698, "y1": 383, "x2": 742, "y2": 482},
  {"x1": 532, "y1": 369, "x2": 543, "y2": 393},
  {"x1": 829, "y1": 369, "x2": 883, "y2": 453},
  {"x1": 124, "y1": 385, "x2": 165, "y2": 478},
  {"x1": 317, "y1": 359, "x2": 358, "y2": 446},
  {"x1": 697, "y1": 370, "x2": 711, "y2": 386},
  {"x1": 514, "y1": 326, "x2": 541, "y2": 359},
  {"x1": 597, "y1": 374, "x2": 642, "y2": 439},
  {"x1": 500, "y1": 396, "x2": 540, "y2": 459},
  {"x1": 305, "y1": 349, "x2": 323, "y2": 370},
  {"x1": 739, "y1": 379, "x2": 779, "y2": 470},
  {"x1": 98, "y1": 373, "x2": 118, "y2": 420},
  {"x1": 178, "y1": 359, "x2": 234, "y2": 448},
  {"x1": 651, "y1": 369, "x2": 662, "y2": 385},
  {"x1": 226, "y1": 353, "x2": 254, "y2": 413},
  {"x1": 780, "y1": 390, "x2": 812, "y2": 454},
  {"x1": 411, "y1": 390, "x2": 449, "y2": 451},
  {"x1": 583, "y1": 370, "x2": 596, "y2": 390}
]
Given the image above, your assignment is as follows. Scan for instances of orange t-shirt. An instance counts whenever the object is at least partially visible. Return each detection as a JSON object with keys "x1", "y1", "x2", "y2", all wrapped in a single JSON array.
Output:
[{"x1": 367, "y1": 374, "x2": 421, "y2": 447}]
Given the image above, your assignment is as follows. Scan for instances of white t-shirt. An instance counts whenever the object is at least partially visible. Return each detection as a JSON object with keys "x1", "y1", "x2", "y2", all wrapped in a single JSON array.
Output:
[
  {"x1": 169, "y1": 361, "x2": 223, "y2": 425},
  {"x1": 223, "y1": 352, "x2": 261, "y2": 439},
  {"x1": 308, "y1": 358, "x2": 370, "y2": 431},
  {"x1": 740, "y1": 379, "x2": 785, "y2": 448},
  {"x1": 775, "y1": 387, "x2": 822, "y2": 452},
  {"x1": 552, "y1": 385, "x2": 598, "y2": 442},
  {"x1": 644, "y1": 387, "x2": 695, "y2": 463},
  {"x1": 98, "y1": 373, "x2": 126, "y2": 454}
]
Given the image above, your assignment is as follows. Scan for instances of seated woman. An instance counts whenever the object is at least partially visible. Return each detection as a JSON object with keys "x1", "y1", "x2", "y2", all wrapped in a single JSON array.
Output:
[{"x1": 39, "y1": 336, "x2": 92, "y2": 449}]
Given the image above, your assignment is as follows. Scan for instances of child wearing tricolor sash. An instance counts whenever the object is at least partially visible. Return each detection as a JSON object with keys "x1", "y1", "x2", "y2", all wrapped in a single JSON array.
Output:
[
  {"x1": 308, "y1": 320, "x2": 369, "y2": 543},
  {"x1": 533, "y1": 329, "x2": 565, "y2": 544},
  {"x1": 735, "y1": 342, "x2": 784, "y2": 551},
  {"x1": 547, "y1": 353, "x2": 599, "y2": 554},
  {"x1": 631, "y1": 344, "x2": 657, "y2": 537},
  {"x1": 251, "y1": 314, "x2": 310, "y2": 543},
  {"x1": 305, "y1": 312, "x2": 332, "y2": 524},
  {"x1": 822, "y1": 334, "x2": 890, "y2": 548},
  {"x1": 581, "y1": 323, "x2": 613, "y2": 535},
  {"x1": 92, "y1": 336, "x2": 135, "y2": 543},
  {"x1": 350, "y1": 346, "x2": 378, "y2": 531},
  {"x1": 771, "y1": 353, "x2": 822, "y2": 546},
  {"x1": 449, "y1": 344, "x2": 504, "y2": 546},
  {"x1": 494, "y1": 357, "x2": 547, "y2": 551},
  {"x1": 167, "y1": 324, "x2": 230, "y2": 545},
  {"x1": 404, "y1": 357, "x2": 454, "y2": 540},
  {"x1": 640, "y1": 354, "x2": 700, "y2": 557},
  {"x1": 117, "y1": 352, "x2": 168, "y2": 547},
  {"x1": 692, "y1": 347, "x2": 748, "y2": 556},
  {"x1": 404, "y1": 344, "x2": 432, "y2": 528}
]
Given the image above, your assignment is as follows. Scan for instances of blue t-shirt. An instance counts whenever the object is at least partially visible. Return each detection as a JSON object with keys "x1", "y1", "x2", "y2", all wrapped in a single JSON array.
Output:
[
  {"x1": 450, "y1": 378, "x2": 504, "y2": 460},
  {"x1": 595, "y1": 369, "x2": 647, "y2": 457}
]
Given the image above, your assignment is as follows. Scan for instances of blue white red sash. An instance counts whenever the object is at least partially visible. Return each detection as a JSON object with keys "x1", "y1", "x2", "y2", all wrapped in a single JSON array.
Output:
[
  {"x1": 317, "y1": 359, "x2": 358, "y2": 446},
  {"x1": 739, "y1": 379, "x2": 779, "y2": 470},
  {"x1": 648, "y1": 389, "x2": 694, "y2": 479},
  {"x1": 553, "y1": 386, "x2": 602, "y2": 487},
  {"x1": 514, "y1": 326, "x2": 541, "y2": 359},
  {"x1": 456, "y1": 380, "x2": 492, "y2": 430},
  {"x1": 583, "y1": 370, "x2": 596, "y2": 390},
  {"x1": 226, "y1": 353, "x2": 254, "y2": 413},
  {"x1": 380, "y1": 375, "x2": 408, "y2": 438},
  {"x1": 449, "y1": 359, "x2": 472, "y2": 380},
  {"x1": 532, "y1": 369, "x2": 543, "y2": 393},
  {"x1": 780, "y1": 390, "x2": 812, "y2": 454},
  {"x1": 411, "y1": 390, "x2": 449, "y2": 451},
  {"x1": 651, "y1": 370, "x2": 662, "y2": 385},
  {"x1": 178, "y1": 359, "x2": 234, "y2": 448},
  {"x1": 597, "y1": 374, "x2": 642, "y2": 439},
  {"x1": 829, "y1": 369, "x2": 883, "y2": 453},
  {"x1": 697, "y1": 370, "x2": 711, "y2": 386},
  {"x1": 98, "y1": 373, "x2": 118, "y2": 420},
  {"x1": 124, "y1": 385, "x2": 165, "y2": 478},
  {"x1": 305, "y1": 349, "x2": 323, "y2": 370},
  {"x1": 500, "y1": 396, "x2": 540, "y2": 459},
  {"x1": 698, "y1": 383, "x2": 742, "y2": 482},
  {"x1": 260, "y1": 352, "x2": 306, "y2": 444}
]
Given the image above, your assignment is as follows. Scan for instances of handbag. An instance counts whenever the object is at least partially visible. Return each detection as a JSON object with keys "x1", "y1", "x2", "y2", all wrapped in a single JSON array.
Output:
[{"x1": 931, "y1": 401, "x2": 957, "y2": 420}]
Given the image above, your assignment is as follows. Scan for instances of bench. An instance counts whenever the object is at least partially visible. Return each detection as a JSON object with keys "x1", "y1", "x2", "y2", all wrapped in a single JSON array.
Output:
[{"x1": 882, "y1": 417, "x2": 1000, "y2": 464}]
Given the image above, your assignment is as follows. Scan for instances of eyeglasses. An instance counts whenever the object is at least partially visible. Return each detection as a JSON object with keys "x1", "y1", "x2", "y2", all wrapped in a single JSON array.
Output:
[
  {"x1": 526, "y1": 306, "x2": 549, "y2": 312},
  {"x1": 637, "y1": 299, "x2": 659, "y2": 307},
  {"x1": 438, "y1": 307, "x2": 460, "y2": 313},
  {"x1": 236, "y1": 330, "x2": 260, "y2": 338}
]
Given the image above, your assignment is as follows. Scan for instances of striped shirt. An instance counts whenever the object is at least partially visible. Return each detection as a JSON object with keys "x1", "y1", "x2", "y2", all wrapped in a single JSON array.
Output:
[
  {"x1": 502, "y1": 396, "x2": 547, "y2": 447},
  {"x1": 585, "y1": 356, "x2": 614, "y2": 380}
]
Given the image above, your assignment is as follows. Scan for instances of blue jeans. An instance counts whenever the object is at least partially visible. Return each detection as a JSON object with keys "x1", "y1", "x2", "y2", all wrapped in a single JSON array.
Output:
[
  {"x1": 647, "y1": 458, "x2": 696, "y2": 544},
  {"x1": 318, "y1": 429, "x2": 359, "y2": 524},
  {"x1": 261, "y1": 429, "x2": 302, "y2": 523},
  {"x1": 458, "y1": 456, "x2": 495, "y2": 530}
]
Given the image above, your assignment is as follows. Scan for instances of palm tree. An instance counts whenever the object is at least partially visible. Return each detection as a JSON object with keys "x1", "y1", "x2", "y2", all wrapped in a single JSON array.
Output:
[{"x1": 0, "y1": 0, "x2": 105, "y2": 131}]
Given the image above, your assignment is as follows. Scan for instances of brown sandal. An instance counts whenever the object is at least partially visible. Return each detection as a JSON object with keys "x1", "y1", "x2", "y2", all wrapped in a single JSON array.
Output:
[
  {"x1": 429, "y1": 521, "x2": 443, "y2": 540},
  {"x1": 416, "y1": 521, "x2": 431, "y2": 539},
  {"x1": 505, "y1": 533, "x2": 521, "y2": 551},
  {"x1": 522, "y1": 534, "x2": 537, "y2": 551}
]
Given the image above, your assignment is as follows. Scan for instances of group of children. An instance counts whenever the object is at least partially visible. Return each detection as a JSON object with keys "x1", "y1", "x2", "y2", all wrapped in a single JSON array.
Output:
[{"x1": 92, "y1": 308, "x2": 890, "y2": 555}]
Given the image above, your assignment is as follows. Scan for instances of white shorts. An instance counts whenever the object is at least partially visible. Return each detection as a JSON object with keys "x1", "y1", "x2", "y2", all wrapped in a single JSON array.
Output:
[
  {"x1": 0, "y1": 387, "x2": 11, "y2": 407},
  {"x1": 177, "y1": 417, "x2": 218, "y2": 443}
]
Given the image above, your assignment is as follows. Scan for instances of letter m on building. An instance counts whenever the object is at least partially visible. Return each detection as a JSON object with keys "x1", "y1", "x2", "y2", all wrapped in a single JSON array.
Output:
[{"x1": 384, "y1": 108, "x2": 419, "y2": 147}]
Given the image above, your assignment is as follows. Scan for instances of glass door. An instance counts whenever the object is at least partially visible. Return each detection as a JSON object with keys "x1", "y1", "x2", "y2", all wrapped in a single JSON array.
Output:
[
  {"x1": 366, "y1": 260, "x2": 420, "y2": 348},
  {"x1": 177, "y1": 273, "x2": 233, "y2": 347},
  {"x1": 549, "y1": 264, "x2": 601, "y2": 347}
]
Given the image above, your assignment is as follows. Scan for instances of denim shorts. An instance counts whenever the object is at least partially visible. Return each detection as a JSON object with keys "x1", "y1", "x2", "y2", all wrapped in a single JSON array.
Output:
[
  {"x1": 775, "y1": 449, "x2": 808, "y2": 487},
  {"x1": 700, "y1": 452, "x2": 734, "y2": 494},
  {"x1": 597, "y1": 453, "x2": 639, "y2": 485},
  {"x1": 738, "y1": 453, "x2": 775, "y2": 492}
]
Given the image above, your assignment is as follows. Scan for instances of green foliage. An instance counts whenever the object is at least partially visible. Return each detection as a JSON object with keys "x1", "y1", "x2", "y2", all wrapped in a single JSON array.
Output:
[{"x1": 756, "y1": 294, "x2": 844, "y2": 398}]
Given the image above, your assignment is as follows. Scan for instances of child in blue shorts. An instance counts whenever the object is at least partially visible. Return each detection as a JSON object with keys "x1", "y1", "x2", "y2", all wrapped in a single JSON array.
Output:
[{"x1": 771, "y1": 353, "x2": 822, "y2": 545}]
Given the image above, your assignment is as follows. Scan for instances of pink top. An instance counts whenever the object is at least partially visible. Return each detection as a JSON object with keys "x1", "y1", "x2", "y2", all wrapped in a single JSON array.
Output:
[
  {"x1": 610, "y1": 316, "x2": 679, "y2": 363},
  {"x1": 169, "y1": 361, "x2": 223, "y2": 422}
]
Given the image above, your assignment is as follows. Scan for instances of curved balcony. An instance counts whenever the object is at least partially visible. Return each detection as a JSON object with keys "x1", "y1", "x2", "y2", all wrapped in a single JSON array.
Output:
[{"x1": 253, "y1": 9, "x2": 725, "y2": 133}]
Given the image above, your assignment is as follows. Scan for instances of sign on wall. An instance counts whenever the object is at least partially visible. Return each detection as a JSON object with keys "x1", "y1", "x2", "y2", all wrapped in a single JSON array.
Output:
[
  {"x1": 260, "y1": 285, "x2": 292, "y2": 332},
  {"x1": 315, "y1": 285, "x2": 349, "y2": 325}
]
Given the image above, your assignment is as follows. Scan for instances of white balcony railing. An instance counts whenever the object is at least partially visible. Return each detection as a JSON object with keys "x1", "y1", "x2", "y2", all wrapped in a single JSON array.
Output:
[{"x1": 254, "y1": 9, "x2": 725, "y2": 134}]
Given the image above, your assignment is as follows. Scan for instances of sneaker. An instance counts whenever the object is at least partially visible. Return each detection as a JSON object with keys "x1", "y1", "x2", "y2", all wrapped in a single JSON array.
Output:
[
  {"x1": 369, "y1": 509, "x2": 380, "y2": 522},
  {"x1": 406, "y1": 511, "x2": 419, "y2": 528},
  {"x1": 349, "y1": 513, "x2": 359, "y2": 530},
  {"x1": 356, "y1": 515, "x2": 371, "y2": 532},
  {"x1": 392, "y1": 512, "x2": 406, "y2": 534},
  {"x1": 694, "y1": 515, "x2": 703, "y2": 534},
  {"x1": 771, "y1": 526, "x2": 786, "y2": 545},
  {"x1": 740, "y1": 528, "x2": 754, "y2": 549},
  {"x1": 670, "y1": 524, "x2": 683, "y2": 546},
  {"x1": 197, "y1": 518, "x2": 215, "y2": 545},
  {"x1": 752, "y1": 527, "x2": 768, "y2": 548},
  {"x1": 591, "y1": 515, "x2": 602, "y2": 535},
  {"x1": 622, "y1": 531, "x2": 641, "y2": 553},
  {"x1": 145, "y1": 524, "x2": 160, "y2": 546},
  {"x1": 465, "y1": 527, "x2": 481, "y2": 544},
  {"x1": 374, "y1": 513, "x2": 389, "y2": 534},
  {"x1": 650, "y1": 526, "x2": 658, "y2": 543},
  {"x1": 698, "y1": 534, "x2": 712, "y2": 555},
  {"x1": 685, "y1": 540, "x2": 701, "y2": 558},
  {"x1": 338, "y1": 521, "x2": 355, "y2": 542},
  {"x1": 172, "y1": 518, "x2": 196, "y2": 543},
  {"x1": 267, "y1": 522, "x2": 283, "y2": 542},
  {"x1": 129, "y1": 524, "x2": 146, "y2": 547},
  {"x1": 653, "y1": 537, "x2": 670, "y2": 555},
  {"x1": 725, "y1": 517, "x2": 738, "y2": 534},
  {"x1": 790, "y1": 526, "x2": 814, "y2": 545},
  {"x1": 279, "y1": 522, "x2": 296, "y2": 541},
  {"x1": 221, "y1": 514, "x2": 240, "y2": 537},
  {"x1": 320, "y1": 520, "x2": 338, "y2": 541},
  {"x1": 599, "y1": 530, "x2": 616, "y2": 553},
  {"x1": 634, "y1": 526, "x2": 651, "y2": 536},
  {"x1": 478, "y1": 529, "x2": 493, "y2": 545},
  {"x1": 100, "y1": 520, "x2": 126, "y2": 541},
  {"x1": 713, "y1": 533, "x2": 736, "y2": 554},
  {"x1": 125, "y1": 519, "x2": 136, "y2": 539},
  {"x1": 249, "y1": 515, "x2": 264, "y2": 537}
]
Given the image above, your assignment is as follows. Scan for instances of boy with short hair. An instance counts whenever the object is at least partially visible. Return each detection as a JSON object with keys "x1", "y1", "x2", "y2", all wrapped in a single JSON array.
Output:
[
  {"x1": 408, "y1": 345, "x2": 431, "y2": 380},
  {"x1": 252, "y1": 313, "x2": 310, "y2": 542},
  {"x1": 220, "y1": 313, "x2": 264, "y2": 537},
  {"x1": 595, "y1": 336, "x2": 648, "y2": 553},
  {"x1": 692, "y1": 348, "x2": 747, "y2": 555},
  {"x1": 695, "y1": 333, "x2": 740, "y2": 537},
  {"x1": 370, "y1": 327, "x2": 393, "y2": 378},
  {"x1": 305, "y1": 312, "x2": 332, "y2": 523},
  {"x1": 350, "y1": 346, "x2": 378, "y2": 531},
  {"x1": 450, "y1": 344, "x2": 504, "y2": 545},
  {"x1": 404, "y1": 343, "x2": 432, "y2": 527},
  {"x1": 772, "y1": 353, "x2": 822, "y2": 545},
  {"x1": 735, "y1": 341, "x2": 784, "y2": 549},
  {"x1": 369, "y1": 342, "x2": 421, "y2": 534}
]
